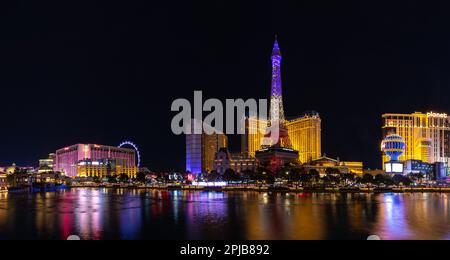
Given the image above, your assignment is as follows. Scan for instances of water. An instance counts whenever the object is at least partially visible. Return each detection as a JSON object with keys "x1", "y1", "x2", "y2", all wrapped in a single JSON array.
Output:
[{"x1": 0, "y1": 188, "x2": 449, "y2": 240}]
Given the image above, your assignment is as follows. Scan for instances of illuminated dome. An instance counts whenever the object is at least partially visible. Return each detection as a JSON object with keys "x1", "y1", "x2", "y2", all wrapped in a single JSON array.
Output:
[{"x1": 381, "y1": 134, "x2": 406, "y2": 161}]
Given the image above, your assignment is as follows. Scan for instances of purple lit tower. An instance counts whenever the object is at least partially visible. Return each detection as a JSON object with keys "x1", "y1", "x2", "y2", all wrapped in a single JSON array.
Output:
[
  {"x1": 270, "y1": 37, "x2": 285, "y2": 124},
  {"x1": 267, "y1": 37, "x2": 292, "y2": 148},
  {"x1": 256, "y1": 37, "x2": 298, "y2": 171}
]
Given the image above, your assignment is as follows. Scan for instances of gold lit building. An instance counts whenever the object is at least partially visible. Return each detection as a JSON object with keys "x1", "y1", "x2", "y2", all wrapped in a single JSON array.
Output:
[
  {"x1": 242, "y1": 112, "x2": 321, "y2": 164},
  {"x1": 303, "y1": 156, "x2": 363, "y2": 176},
  {"x1": 55, "y1": 144, "x2": 136, "y2": 177},
  {"x1": 382, "y1": 112, "x2": 450, "y2": 167},
  {"x1": 39, "y1": 153, "x2": 55, "y2": 169},
  {"x1": 77, "y1": 159, "x2": 138, "y2": 179},
  {"x1": 339, "y1": 161, "x2": 364, "y2": 175},
  {"x1": 202, "y1": 134, "x2": 228, "y2": 173},
  {"x1": 286, "y1": 112, "x2": 321, "y2": 164},
  {"x1": 241, "y1": 117, "x2": 268, "y2": 158}
]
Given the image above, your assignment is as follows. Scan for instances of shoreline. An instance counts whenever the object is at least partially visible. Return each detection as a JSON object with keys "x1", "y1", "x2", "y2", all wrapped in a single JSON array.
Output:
[{"x1": 65, "y1": 185, "x2": 450, "y2": 194}]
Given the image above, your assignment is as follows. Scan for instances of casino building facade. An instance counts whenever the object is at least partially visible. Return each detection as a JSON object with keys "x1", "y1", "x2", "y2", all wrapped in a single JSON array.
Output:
[
  {"x1": 242, "y1": 113, "x2": 321, "y2": 164},
  {"x1": 213, "y1": 148, "x2": 257, "y2": 175},
  {"x1": 286, "y1": 112, "x2": 322, "y2": 164},
  {"x1": 54, "y1": 144, "x2": 137, "y2": 178},
  {"x1": 186, "y1": 130, "x2": 228, "y2": 174},
  {"x1": 382, "y1": 112, "x2": 450, "y2": 167}
]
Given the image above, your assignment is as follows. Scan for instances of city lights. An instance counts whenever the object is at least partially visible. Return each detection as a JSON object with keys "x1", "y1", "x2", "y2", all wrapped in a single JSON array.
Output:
[{"x1": 2, "y1": 1, "x2": 450, "y2": 243}]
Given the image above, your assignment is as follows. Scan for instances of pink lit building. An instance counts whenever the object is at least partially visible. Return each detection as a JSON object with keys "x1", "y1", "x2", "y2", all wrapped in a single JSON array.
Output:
[{"x1": 54, "y1": 144, "x2": 136, "y2": 177}]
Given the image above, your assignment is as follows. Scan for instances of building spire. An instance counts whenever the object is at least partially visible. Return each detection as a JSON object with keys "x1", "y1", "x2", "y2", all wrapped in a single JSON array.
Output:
[
  {"x1": 272, "y1": 35, "x2": 281, "y2": 56},
  {"x1": 266, "y1": 35, "x2": 292, "y2": 148},
  {"x1": 270, "y1": 35, "x2": 284, "y2": 122}
]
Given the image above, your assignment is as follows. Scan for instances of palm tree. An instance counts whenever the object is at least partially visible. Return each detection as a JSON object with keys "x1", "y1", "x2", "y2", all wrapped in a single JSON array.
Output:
[
  {"x1": 408, "y1": 172, "x2": 425, "y2": 185},
  {"x1": 324, "y1": 168, "x2": 341, "y2": 186},
  {"x1": 289, "y1": 168, "x2": 301, "y2": 187},
  {"x1": 206, "y1": 170, "x2": 221, "y2": 182},
  {"x1": 224, "y1": 169, "x2": 239, "y2": 184},
  {"x1": 264, "y1": 173, "x2": 275, "y2": 185},
  {"x1": 92, "y1": 176, "x2": 101, "y2": 183},
  {"x1": 118, "y1": 173, "x2": 129, "y2": 183},
  {"x1": 6, "y1": 174, "x2": 15, "y2": 187},
  {"x1": 375, "y1": 174, "x2": 393, "y2": 185},
  {"x1": 299, "y1": 171, "x2": 311, "y2": 186},
  {"x1": 342, "y1": 173, "x2": 355, "y2": 185},
  {"x1": 107, "y1": 174, "x2": 117, "y2": 183},
  {"x1": 241, "y1": 169, "x2": 253, "y2": 185},
  {"x1": 361, "y1": 174, "x2": 374, "y2": 184},
  {"x1": 417, "y1": 173, "x2": 425, "y2": 184},
  {"x1": 309, "y1": 169, "x2": 320, "y2": 186},
  {"x1": 136, "y1": 172, "x2": 147, "y2": 183},
  {"x1": 393, "y1": 174, "x2": 412, "y2": 186},
  {"x1": 275, "y1": 166, "x2": 291, "y2": 183}
]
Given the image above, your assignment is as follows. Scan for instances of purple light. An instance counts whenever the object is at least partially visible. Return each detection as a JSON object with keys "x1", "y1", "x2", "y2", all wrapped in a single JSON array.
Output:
[
  {"x1": 269, "y1": 36, "x2": 286, "y2": 124},
  {"x1": 271, "y1": 37, "x2": 282, "y2": 97}
]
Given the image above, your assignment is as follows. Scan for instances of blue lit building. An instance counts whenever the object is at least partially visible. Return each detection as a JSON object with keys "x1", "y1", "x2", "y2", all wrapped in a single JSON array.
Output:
[
  {"x1": 404, "y1": 160, "x2": 446, "y2": 180},
  {"x1": 186, "y1": 120, "x2": 228, "y2": 174},
  {"x1": 381, "y1": 134, "x2": 406, "y2": 174}
]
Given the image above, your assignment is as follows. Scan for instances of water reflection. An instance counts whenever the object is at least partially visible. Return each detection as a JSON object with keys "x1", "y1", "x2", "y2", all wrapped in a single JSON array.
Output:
[{"x1": 0, "y1": 189, "x2": 448, "y2": 240}]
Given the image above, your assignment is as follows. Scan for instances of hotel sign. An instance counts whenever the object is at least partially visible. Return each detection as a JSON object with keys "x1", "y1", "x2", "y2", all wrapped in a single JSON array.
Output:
[{"x1": 427, "y1": 112, "x2": 448, "y2": 118}]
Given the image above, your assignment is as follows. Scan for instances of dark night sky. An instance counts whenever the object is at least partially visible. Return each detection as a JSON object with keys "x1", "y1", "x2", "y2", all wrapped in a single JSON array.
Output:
[{"x1": 1, "y1": 0, "x2": 450, "y2": 170}]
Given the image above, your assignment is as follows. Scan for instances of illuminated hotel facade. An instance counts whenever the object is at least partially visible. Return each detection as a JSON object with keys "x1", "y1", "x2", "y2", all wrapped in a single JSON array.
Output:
[
  {"x1": 54, "y1": 144, "x2": 137, "y2": 178},
  {"x1": 76, "y1": 158, "x2": 137, "y2": 179},
  {"x1": 382, "y1": 112, "x2": 450, "y2": 168},
  {"x1": 241, "y1": 117, "x2": 268, "y2": 158},
  {"x1": 186, "y1": 132, "x2": 228, "y2": 174},
  {"x1": 242, "y1": 113, "x2": 321, "y2": 164},
  {"x1": 286, "y1": 112, "x2": 322, "y2": 164},
  {"x1": 213, "y1": 148, "x2": 257, "y2": 175}
]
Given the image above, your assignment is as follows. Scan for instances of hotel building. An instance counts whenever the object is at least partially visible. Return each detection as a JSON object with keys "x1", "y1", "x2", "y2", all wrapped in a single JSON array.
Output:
[
  {"x1": 382, "y1": 112, "x2": 450, "y2": 168},
  {"x1": 241, "y1": 112, "x2": 321, "y2": 164},
  {"x1": 37, "y1": 153, "x2": 56, "y2": 174},
  {"x1": 213, "y1": 148, "x2": 257, "y2": 175},
  {"x1": 76, "y1": 158, "x2": 137, "y2": 179},
  {"x1": 54, "y1": 144, "x2": 137, "y2": 178},
  {"x1": 286, "y1": 111, "x2": 322, "y2": 164},
  {"x1": 241, "y1": 117, "x2": 268, "y2": 158},
  {"x1": 39, "y1": 153, "x2": 55, "y2": 168},
  {"x1": 303, "y1": 156, "x2": 364, "y2": 176},
  {"x1": 186, "y1": 132, "x2": 228, "y2": 174}
]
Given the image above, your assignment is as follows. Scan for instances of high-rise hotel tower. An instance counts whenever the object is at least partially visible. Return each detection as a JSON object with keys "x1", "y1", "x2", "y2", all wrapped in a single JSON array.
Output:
[
  {"x1": 286, "y1": 111, "x2": 322, "y2": 164},
  {"x1": 54, "y1": 144, "x2": 137, "y2": 178},
  {"x1": 382, "y1": 112, "x2": 450, "y2": 167},
  {"x1": 186, "y1": 120, "x2": 228, "y2": 174}
]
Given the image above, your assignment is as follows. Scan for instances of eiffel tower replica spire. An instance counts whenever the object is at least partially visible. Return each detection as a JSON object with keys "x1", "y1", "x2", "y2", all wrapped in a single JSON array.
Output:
[
  {"x1": 256, "y1": 36, "x2": 299, "y2": 173},
  {"x1": 268, "y1": 36, "x2": 292, "y2": 148}
]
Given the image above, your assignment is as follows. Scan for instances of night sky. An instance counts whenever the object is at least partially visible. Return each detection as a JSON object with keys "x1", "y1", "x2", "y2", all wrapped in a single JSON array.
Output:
[{"x1": 1, "y1": 0, "x2": 450, "y2": 170}]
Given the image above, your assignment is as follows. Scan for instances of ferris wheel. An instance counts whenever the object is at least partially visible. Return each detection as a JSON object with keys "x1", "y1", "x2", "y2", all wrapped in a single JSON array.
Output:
[{"x1": 118, "y1": 141, "x2": 141, "y2": 167}]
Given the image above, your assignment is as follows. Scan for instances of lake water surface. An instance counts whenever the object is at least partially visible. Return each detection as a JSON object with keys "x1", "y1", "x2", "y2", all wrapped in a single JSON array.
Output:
[{"x1": 0, "y1": 188, "x2": 449, "y2": 240}]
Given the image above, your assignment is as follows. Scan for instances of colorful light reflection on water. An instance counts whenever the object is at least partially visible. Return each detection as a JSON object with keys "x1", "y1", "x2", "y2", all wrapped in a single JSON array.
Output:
[{"x1": 0, "y1": 189, "x2": 449, "y2": 240}]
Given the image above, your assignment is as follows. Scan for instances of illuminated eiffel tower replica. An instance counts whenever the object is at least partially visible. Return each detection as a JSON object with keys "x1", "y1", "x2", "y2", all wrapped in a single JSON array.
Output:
[{"x1": 255, "y1": 37, "x2": 299, "y2": 173}]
